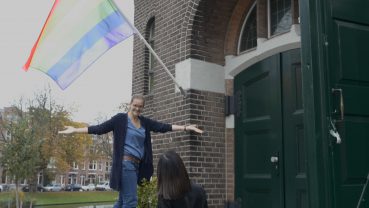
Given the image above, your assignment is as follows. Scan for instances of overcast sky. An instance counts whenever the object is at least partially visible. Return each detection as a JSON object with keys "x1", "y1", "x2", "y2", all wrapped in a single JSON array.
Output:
[{"x1": 0, "y1": 0, "x2": 134, "y2": 123}]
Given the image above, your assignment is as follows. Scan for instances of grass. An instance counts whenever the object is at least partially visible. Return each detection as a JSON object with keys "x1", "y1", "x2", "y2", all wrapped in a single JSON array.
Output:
[{"x1": 0, "y1": 191, "x2": 118, "y2": 206}]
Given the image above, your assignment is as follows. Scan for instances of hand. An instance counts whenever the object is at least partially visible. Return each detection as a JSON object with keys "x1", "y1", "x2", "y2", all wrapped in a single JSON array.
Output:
[
  {"x1": 58, "y1": 126, "x2": 75, "y2": 134},
  {"x1": 186, "y1": 124, "x2": 204, "y2": 134}
]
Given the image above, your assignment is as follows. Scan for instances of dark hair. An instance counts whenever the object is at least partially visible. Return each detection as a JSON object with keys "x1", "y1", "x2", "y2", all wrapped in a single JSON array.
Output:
[
  {"x1": 157, "y1": 150, "x2": 191, "y2": 200},
  {"x1": 130, "y1": 94, "x2": 145, "y2": 106}
]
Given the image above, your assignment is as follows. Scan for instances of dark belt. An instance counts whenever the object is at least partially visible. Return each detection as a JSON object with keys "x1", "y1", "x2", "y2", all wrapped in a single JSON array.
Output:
[{"x1": 123, "y1": 155, "x2": 141, "y2": 164}]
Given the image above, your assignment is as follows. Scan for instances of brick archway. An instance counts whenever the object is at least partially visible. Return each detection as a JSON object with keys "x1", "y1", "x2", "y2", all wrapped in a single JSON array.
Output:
[
  {"x1": 185, "y1": 0, "x2": 238, "y2": 65},
  {"x1": 224, "y1": 0, "x2": 256, "y2": 55}
]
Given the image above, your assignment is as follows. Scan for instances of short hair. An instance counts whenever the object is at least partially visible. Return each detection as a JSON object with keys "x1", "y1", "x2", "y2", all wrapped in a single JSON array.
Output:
[
  {"x1": 157, "y1": 150, "x2": 191, "y2": 200},
  {"x1": 130, "y1": 94, "x2": 145, "y2": 106}
]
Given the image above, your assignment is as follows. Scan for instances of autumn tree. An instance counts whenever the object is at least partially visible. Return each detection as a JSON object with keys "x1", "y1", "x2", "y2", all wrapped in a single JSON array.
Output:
[
  {"x1": 26, "y1": 89, "x2": 92, "y2": 187},
  {"x1": 56, "y1": 121, "x2": 91, "y2": 173},
  {"x1": 0, "y1": 87, "x2": 91, "y2": 193}
]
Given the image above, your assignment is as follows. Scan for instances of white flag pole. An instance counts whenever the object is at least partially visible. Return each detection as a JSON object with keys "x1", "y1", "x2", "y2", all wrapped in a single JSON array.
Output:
[{"x1": 112, "y1": 0, "x2": 187, "y2": 97}]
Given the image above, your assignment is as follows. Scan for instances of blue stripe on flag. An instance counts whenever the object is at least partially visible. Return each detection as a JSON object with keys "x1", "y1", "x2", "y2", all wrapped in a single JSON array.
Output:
[
  {"x1": 47, "y1": 11, "x2": 129, "y2": 80},
  {"x1": 54, "y1": 25, "x2": 133, "y2": 90}
]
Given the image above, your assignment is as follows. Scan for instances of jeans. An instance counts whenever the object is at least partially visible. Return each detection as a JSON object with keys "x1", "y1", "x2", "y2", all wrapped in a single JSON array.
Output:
[{"x1": 113, "y1": 160, "x2": 139, "y2": 208}]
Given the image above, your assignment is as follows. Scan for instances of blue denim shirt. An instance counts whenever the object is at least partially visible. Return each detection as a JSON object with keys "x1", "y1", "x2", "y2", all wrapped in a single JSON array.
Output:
[{"x1": 124, "y1": 117, "x2": 145, "y2": 159}]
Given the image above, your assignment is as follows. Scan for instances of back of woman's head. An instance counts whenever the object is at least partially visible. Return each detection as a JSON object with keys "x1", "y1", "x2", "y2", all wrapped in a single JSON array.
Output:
[{"x1": 157, "y1": 150, "x2": 191, "y2": 200}]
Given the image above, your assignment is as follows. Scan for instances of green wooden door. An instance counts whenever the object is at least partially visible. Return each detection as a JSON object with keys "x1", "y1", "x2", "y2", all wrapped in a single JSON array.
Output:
[
  {"x1": 235, "y1": 54, "x2": 284, "y2": 208},
  {"x1": 325, "y1": 0, "x2": 369, "y2": 207},
  {"x1": 235, "y1": 49, "x2": 307, "y2": 208},
  {"x1": 282, "y1": 50, "x2": 308, "y2": 208}
]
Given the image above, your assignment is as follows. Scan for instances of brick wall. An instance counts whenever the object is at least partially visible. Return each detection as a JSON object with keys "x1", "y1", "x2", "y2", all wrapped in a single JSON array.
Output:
[
  {"x1": 132, "y1": 0, "x2": 239, "y2": 207},
  {"x1": 225, "y1": 128, "x2": 235, "y2": 201},
  {"x1": 225, "y1": 79, "x2": 235, "y2": 202},
  {"x1": 150, "y1": 90, "x2": 226, "y2": 206}
]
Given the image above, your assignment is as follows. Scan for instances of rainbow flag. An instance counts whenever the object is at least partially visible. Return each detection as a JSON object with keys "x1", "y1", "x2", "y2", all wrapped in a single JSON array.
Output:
[{"x1": 23, "y1": 0, "x2": 135, "y2": 90}]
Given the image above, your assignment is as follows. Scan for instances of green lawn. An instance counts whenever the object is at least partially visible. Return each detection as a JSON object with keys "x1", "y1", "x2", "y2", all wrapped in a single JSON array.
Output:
[{"x1": 0, "y1": 191, "x2": 118, "y2": 206}]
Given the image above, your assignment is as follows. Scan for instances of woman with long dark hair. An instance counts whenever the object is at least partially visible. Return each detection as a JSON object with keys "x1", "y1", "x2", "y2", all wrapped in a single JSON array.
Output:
[{"x1": 157, "y1": 150, "x2": 208, "y2": 208}]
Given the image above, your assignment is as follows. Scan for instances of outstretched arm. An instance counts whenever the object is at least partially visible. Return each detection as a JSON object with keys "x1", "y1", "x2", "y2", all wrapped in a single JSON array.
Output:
[
  {"x1": 58, "y1": 126, "x2": 88, "y2": 134},
  {"x1": 172, "y1": 124, "x2": 203, "y2": 134}
]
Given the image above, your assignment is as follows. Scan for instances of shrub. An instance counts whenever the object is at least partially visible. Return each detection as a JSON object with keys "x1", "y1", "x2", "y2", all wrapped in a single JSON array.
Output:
[{"x1": 137, "y1": 177, "x2": 157, "y2": 208}]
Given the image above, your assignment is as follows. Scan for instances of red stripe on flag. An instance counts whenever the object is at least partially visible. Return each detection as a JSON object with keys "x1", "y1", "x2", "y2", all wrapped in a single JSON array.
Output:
[{"x1": 23, "y1": 0, "x2": 60, "y2": 71}]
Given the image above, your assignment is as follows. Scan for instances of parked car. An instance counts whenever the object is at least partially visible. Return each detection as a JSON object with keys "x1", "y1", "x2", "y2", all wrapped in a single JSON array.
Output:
[
  {"x1": 82, "y1": 183, "x2": 95, "y2": 191},
  {"x1": 22, "y1": 184, "x2": 45, "y2": 192},
  {"x1": 1, "y1": 184, "x2": 8, "y2": 191},
  {"x1": 43, "y1": 183, "x2": 62, "y2": 192},
  {"x1": 7, "y1": 184, "x2": 16, "y2": 191},
  {"x1": 95, "y1": 181, "x2": 111, "y2": 191},
  {"x1": 64, "y1": 184, "x2": 82, "y2": 192}
]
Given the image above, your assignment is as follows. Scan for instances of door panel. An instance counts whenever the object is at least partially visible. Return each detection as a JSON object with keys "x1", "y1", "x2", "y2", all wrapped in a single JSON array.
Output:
[
  {"x1": 235, "y1": 54, "x2": 283, "y2": 208},
  {"x1": 336, "y1": 21, "x2": 369, "y2": 83},
  {"x1": 282, "y1": 49, "x2": 308, "y2": 208},
  {"x1": 327, "y1": 1, "x2": 369, "y2": 207},
  {"x1": 332, "y1": 0, "x2": 369, "y2": 26}
]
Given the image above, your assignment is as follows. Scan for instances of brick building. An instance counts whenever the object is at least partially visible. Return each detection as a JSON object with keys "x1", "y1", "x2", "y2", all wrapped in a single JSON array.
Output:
[
  {"x1": 132, "y1": 0, "x2": 300, "y2": 207},
  {"x1": 132, "y1": 0, "x2": 369, "y2": 207},
  {"x1": 50, "y1": 134, "x2": 113, "y2": 187}
]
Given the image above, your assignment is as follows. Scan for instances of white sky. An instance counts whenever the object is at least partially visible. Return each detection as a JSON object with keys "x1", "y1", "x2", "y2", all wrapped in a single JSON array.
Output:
[{"x1": 0, "y1": 0, "x2": 134, "y2": 123}]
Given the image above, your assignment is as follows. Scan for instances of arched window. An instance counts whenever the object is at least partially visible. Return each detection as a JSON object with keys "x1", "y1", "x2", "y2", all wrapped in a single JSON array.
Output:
[
  {"x1": 239, "y1": 2, "x2": 257, "y2": 53},
  {"x1": 145, "y1": 18, "x2": 155, "y2": 94},
  {"x1": 269, "y1": 0, "x2": 292, "y2": 36}
]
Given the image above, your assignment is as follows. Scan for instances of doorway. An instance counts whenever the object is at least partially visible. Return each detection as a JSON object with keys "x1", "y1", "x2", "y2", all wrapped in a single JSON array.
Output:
[{"x1": 234, "y1": 49, "x2": 307, "y2": 208}]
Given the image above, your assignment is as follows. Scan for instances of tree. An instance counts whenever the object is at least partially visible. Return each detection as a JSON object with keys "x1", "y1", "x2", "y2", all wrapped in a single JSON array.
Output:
[
  {"x1": 25, "y1": 89, "x2": 91, "y2": 187},
  {"x1": 0, "y1": 87, "x2": 91, "y2": 194},
  {"x1": 56, "y1": 121, "x2": 91, "y2": 172},
  {"x1": 0, "y1": 108, "x2": 40, "y2": 208},
  {"x1": 118, "y1": 102, "x2": 130, "y2": 112}
]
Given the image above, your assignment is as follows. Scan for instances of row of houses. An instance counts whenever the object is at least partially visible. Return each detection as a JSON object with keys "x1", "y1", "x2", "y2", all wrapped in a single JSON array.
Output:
[{"x1": 44, "y1": 157, "x2": 112, "y2": 187}]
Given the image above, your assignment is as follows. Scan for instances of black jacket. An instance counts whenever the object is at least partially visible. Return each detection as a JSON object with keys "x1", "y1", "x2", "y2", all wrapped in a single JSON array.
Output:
[
  {"x1": 158, "y1": 184, "x2": 208, "y2": 208},
  {"x1": 88, "y1": 113, "x2": 172, "y2": 191}
]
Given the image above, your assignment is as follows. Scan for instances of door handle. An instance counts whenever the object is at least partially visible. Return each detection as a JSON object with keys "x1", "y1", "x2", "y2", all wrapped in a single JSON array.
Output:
[
  {"x1": 270, "y1": 156, "x2": 279, "y2": 163},
  {"x1": 332, "y1": 88, "x2": 344, "y2": 122},
  {"x1": 329, "y1": 129, "x2": 342, "y2": 144},
  {"x1": 329, "y1": 119, "x2": 342, "y2": 144},
  {"x1": 270, "y1": 154, "x2": 280, "y2": 175}
]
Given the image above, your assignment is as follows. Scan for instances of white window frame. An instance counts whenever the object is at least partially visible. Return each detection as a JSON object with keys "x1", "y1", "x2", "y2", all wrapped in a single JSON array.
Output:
[
  {"x1": 89, "y1": 160, "x2": 97, "y2": 170},
  {"x1": 238, "y1": 1, "x2": 257, "y2": 54},
  {"x1": 72, "y1": 162, "x2": 79, "y2": 170}
]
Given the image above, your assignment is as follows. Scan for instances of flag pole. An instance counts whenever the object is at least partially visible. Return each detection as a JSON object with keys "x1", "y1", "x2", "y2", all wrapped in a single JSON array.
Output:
[{"x1": 112, "y1": 0, "x2": 187, "y2": 97}]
